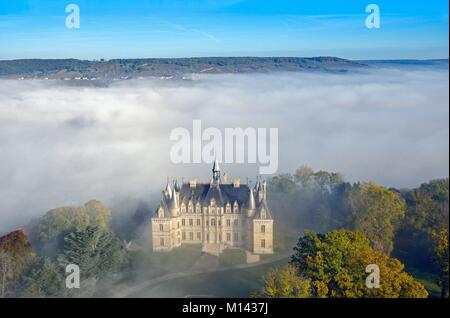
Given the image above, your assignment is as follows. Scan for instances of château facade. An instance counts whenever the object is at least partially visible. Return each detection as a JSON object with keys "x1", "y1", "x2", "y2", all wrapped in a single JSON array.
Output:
[{"x1": 151, "y1": 161, "x2": 273, "y2": 255}]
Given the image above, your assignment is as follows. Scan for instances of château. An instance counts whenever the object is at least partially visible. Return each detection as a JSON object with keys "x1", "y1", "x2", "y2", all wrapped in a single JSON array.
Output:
[{"x1": 151, "y1": 160, "x2": 274, "y2": 256}]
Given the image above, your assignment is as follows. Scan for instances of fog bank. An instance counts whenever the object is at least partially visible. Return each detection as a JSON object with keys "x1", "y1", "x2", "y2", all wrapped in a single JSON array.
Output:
[{"x1": 0, "y1": 68, "x2": 448, "y2": 233}]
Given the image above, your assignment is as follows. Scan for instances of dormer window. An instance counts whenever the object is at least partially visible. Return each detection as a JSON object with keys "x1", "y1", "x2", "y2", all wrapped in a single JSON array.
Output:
[
  {"x1": 260, "y1": 208, "x2": 266, "y2": 219},
  {"x1": 233, "y1": 201, "x2": 239, "y2": 213}
]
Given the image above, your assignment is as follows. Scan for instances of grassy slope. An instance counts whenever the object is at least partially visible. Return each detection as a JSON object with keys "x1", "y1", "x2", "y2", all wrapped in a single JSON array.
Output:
[
  {"x1": 124, "y1": 243, "x2": 204, "y2": 284},
  {"x1": 130, "y1": 258, "x2": 288, "y2": 298},
  {"x1": 407, "y1": 268, "x2": 441, "y2": 298},
  {"x1": 113, "y1": 223, "x2": 440, "y2": 298},
  {"x1": 117, "y1": 223, "x2": 297, "y2": 297}
]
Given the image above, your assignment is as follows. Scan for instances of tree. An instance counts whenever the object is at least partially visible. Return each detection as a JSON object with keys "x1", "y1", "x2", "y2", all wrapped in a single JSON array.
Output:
[
  {"x1": 432, "y1": 228, "x2": 449, "y2": 298},
  {"x1": 0, "y1": 251, "x2": 12, "y2": 298},
  {"x1": 255, "y1": 265, "x2": 311, "y2": 298},
  {"x1": 84, "y1": 200, "x2": 112, "y2": 229},
  {"x1": 394, "y1": 179, "x2": 449, "y2": 274},
  {"x1": 348, "y1": 182, "x2": 406, "y2": 254},
  {"x1": 20, "y1": 257, "x2": 64, "y2": 298},
  {"x1": 58, "y1": 226, "x2": 127, "y2": 280},
  {"x1": 295, "y1": 165, "x2": 315, "y2": 188},
  {"x1": 313, "y1": 170, "x2": 344, "y2": 192},
  {"x1": 294, "y1": 165, "x2": 344, "y2": 192},
  {"x1": 28, "y1": 200, "x2": 113, "y2": 256},
  {"x1": 0, "y1": 229, "x2": 36, "y2": 297},
  {"x1": 402, "y1": 179, "x2": 449, "y2": 233},
  {"x1": 268, "y1": 173, "x2": 298, "y2": 194},
  {"x1": 267, "y1": 166, "x2": 352, "y2": 233},
  {"x1": 290, "y1": 230, "x2": 428, "y2": 298}
]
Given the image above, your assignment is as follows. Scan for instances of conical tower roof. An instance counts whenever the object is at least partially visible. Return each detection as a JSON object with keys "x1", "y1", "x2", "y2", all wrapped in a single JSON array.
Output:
[
  {"x1": 213, "y1": 158, "x2": 220, "y2": 172},
  {"x1": 248, "y1": 188, "x2": 255, "y2": 210},
  {"x1": 168, "y1": 186, "x2": 179, "y2": 211},
  {"x1": 165, "y1": 178, "x2": 172, "y2": 198},
  {"x1": 174, "y1": 179, "x2": 181, "y2": 192},
  {"x1": 212, "y1": 158, "x2": 221, "y2": 182}
]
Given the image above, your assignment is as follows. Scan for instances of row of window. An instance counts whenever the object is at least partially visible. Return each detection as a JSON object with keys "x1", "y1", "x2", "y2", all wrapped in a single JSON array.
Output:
[
  {"x1": 181, "y1": 208, "x2": 240, "y2": 214},
  {"x1": 159, "y1": 222, "x2": 266, "y2": 232},
  {"x1": 180, "y1": 231, "x2": 240, "y2": 242},
  {"x1": 180, "y1": 202, "x2": 240, "y2": 213},
  {"x1": 181, "y1": 231, "x2": 202, "y2": 240},
  {"x1": 180, "y1": 218, "x2": 239, "y2": 227},
  {"x1": 160, "y1": 237, "x2": 267, "y2": 248}
]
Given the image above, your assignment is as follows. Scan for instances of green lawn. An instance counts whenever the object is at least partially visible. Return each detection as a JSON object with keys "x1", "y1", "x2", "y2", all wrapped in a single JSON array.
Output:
[
  {"x1": 123, "y1": 244, "x2": 204, "y2": 284},
  {"x1": 407, "y1": 268, "x2": 441, "y2": 298},
  {"x1": 113, "y1": 225, "x2": 300, "y2": 298},
  {"x1": 130, "y1": 258, "x2": 289, "y2": 298},
  {"x1": 218, "y1": 249, "x2": 247, "y2": 267}
]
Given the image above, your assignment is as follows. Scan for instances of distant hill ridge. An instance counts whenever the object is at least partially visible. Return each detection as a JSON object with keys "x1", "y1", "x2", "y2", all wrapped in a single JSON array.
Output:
[
  {"x1": 0, "y1": 56, "x2": 364, "y2": 80},
  {"x1": 0, "y1": 57, "x2": 447, "y2": 81}
]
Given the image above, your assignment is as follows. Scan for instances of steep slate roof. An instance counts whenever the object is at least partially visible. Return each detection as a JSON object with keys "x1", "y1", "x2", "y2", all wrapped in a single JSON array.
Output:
[
  {"x1": 155, "y1": 179, "x2": 273, "y2": 220},
  {"x1": 157, "y1": 197, "x2": 172, "y2": 218},
  {"x1": 254, "y1": 199, "x2": 273, "y2": 219},
  {"x1": 179, "y1": 183, "x2": 251, "y2": 207}
]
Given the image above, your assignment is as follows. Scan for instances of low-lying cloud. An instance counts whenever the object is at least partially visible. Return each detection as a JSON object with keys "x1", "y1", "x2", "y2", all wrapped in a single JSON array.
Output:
[{"x1": 0, "y1": 67, "x2": 448, "y2": 233}]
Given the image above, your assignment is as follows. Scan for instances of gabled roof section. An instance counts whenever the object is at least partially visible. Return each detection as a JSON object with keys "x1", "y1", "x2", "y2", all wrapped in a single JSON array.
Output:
[
  {"x1": 178, "y1": 182, "x2": 251, "y2": 208},
  {"x1": 155, "y1": 197, "x2": 171, "y2": 218},
  {"x1": 255, "y1": 199, "x2": 273, "y2": 220}
]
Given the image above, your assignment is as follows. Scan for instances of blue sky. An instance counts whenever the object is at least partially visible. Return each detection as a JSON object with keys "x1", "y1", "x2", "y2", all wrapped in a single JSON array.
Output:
[{"x1": 0, "y1": 0, "x2": 448, "y2": 60}]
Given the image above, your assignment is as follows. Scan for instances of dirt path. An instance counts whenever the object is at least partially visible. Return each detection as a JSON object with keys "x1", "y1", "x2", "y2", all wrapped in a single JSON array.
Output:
[{"x1": 111, "y1": 252, "x2": 291, "y2": 298}]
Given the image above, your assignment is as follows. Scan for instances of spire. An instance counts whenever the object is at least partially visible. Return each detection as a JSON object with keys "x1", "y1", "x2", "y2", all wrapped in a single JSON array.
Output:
[
  {"x1": 248, "y1": 188, "x2": 255, "y2": 211},
  {"x1": 174, "y1": 179, "x2": 181, "y2": 192},
  {"x1": 165, "y1": 177, "x2": 172, "y2": 199},
  {"x1": 247, "y1": 188, "x2": 256, "y2": 218},
  {"x1": 169, "y1": 185, "x2": 179, "y2": 216},
  {"x1": 213, "y1": 157, "x2": 220, "y2": 172},
  {"x1": 212, "y1": 157, "x2": 220, "y2": 182},
  {"x1": 254, "y1": 176, "x2": 260, "y2": 191}
]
